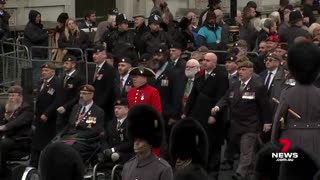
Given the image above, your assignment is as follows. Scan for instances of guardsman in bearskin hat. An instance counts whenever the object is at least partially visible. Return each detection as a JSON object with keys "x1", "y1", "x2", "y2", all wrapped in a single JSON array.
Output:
[
  {"x1": 122, "y1": 104, "x2": 173, "y2": 180},
  {"x1": 56, "y1": 55, "x2": 85, "y2": 133},
  {"x1": 0, "y1": 85, "x2": 33, "y2": 177},
  {"x1": 39, "y1": 143, "x2": 84, "y2": 180},
  {"x1": 271, "y1": 42, "x2": 320, "y2": 156},
  {"x1": 127, "y1": 67, "x2": 162, "y2": 113},
  {"x1": 31, "y1": 62, "x2": 63, "y2": 167},
  {"x1": 56, "y1": 84, "x2": 104, "y2": 161},
  {"x1": 169, "y1": 117, "x2": 209, "y2": 171}
]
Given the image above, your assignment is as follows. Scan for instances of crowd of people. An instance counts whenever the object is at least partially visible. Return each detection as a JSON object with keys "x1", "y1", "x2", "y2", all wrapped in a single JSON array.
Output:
[{"x1": 0, "y1": 0, "x2": 320, "y2": 179}]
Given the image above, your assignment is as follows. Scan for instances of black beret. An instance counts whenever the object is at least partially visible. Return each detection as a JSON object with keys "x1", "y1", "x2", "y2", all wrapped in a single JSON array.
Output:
[
  {"x1": 93, "y1": 45, "x2": 106, "y2": 53},
  {"x1": 118, "y1": 57, "x2": 132, "y2": 65},
  {"x1": 116, "y1": 13, "x2": 128, "y2": 25},
  {"x1": 114, "y1": 98, "x2": 129, "y2": 106},
  {"x1": 139, "y1": 53, "x2": 152, "y2": 62},
  {"x1": 63, "y1": 55, "x2": 77, "y2": 62}
]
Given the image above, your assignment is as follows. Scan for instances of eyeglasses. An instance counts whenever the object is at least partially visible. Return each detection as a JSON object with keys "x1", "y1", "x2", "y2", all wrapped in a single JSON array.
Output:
[{"x1": 186, "y1": 66, "x2": 198, "y2": 69}]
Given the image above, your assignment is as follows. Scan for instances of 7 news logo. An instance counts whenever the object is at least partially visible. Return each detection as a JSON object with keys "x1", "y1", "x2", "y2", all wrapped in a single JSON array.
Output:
[{"x1": 271, "y1": 138, "x2": 298, "y2": 162}]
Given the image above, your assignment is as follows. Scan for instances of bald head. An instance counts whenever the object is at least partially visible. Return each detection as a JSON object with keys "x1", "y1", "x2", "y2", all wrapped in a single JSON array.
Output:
[
  {"x1": 203, "y1": 53, "x2": 217, "y2": 71},
  {"x1": 214, "y1": 9, "x2": 223, "y2": 23}
]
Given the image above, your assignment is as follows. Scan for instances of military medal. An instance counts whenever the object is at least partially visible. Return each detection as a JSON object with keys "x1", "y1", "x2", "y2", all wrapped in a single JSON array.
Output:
[
  {"x1": 141, "y1": 92, "x2": 144, "y2": 100},
  {"x1": 120, "y1": 133, "x2": 124, "y2": 142},
  {"x1": 47, "y1": 88, "x2": 55, "y2": 95}
]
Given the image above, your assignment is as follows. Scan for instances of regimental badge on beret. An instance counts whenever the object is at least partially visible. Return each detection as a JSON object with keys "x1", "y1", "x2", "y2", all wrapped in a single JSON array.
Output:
[
  {"x1": 159, "y1": 49, "x2": 163, "y2": 53},
  {"x1": 68, "y1": 58, "x2": 71, "y2": 61},
  {"x1": 121, "y1": 58, "x2": 125, "y2": 62}
]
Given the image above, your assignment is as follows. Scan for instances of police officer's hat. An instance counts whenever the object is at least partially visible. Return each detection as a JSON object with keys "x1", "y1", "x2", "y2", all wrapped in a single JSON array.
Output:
[
  {"x1": 288, "y1": 42, "x2": 320, "y2": 84},
  {"x1": 8, "y1": 85, "x2": 23, "y2": 94},
  {"x1": 148, "y1": 14, "x2": 162, "y2": 25},
  {"x1": 170, "y1": 118, "x2": 209, "y2": 167},
  {"x1": 237, "y1": 60, "x2": 254, "y2": 69},
  {"x1": 139, "y1": 53, "x2": 152, "y2": 63},
  {"x1": 41, "y1": 62, "x2": 56, "y2": 70},
  {"x1": 63, "y1": 55, "x2": 77, "y2": 62},
  {"x1": 116, "y1": 13, "x2": 128, "y2": 25},
  {"x1": 0, "y1": 0, "x2": 6, "y2": 4},
  {"x1": 118, "y1": 57, "x2": 132, "y2": 65},
  {"x1": 93, "y1": 45, "x2": 106, "y2": 53},
  {"x1": 129, "y1": 67, "x2": 155, "y2": 77},
  {"x1": 114, "y1": 98, "x2": 129, "y2": 106},
  {"x1": 127, "y1": 104, "x2": 164, "y2": 147},
  {"x1": 79, "y1": 84, "x2": 95, "y2": 93}
]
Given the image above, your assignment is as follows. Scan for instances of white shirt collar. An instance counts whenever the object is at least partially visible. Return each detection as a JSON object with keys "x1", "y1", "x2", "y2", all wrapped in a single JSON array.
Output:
[
  {"x1": 85, "y1": 21, "x2": 93, "y2": 27},
  {"x1": 268, "y1": 68, "x2": 278, "y2": 75},
  {"x1": 97, "y1": 61, "x2": 106, "y2": 69},
  {"x1": 117, "y1": 116, "x2": 127, "y2": 126},
  {"x1": 229, "y1": 70, "x2": 238, "y2": 77},
  {"x1": 45, "y1": 76, "x2": 54, "y2": 83},
  {"x1": 83, "y1": 101, "x2": 94, "y2": 113},
  {"x1": 242, "y1": 77, "x2": 251, "y2": 86},
  {"x1": 121, "y1": 73, "x2": 129, "y2": 83},
  {"x1": 67, "y1": 69, "x2": 76, "y2": 77},
  {"x1": 173, "y1": 58, "x2": 179, "y2": 65}
]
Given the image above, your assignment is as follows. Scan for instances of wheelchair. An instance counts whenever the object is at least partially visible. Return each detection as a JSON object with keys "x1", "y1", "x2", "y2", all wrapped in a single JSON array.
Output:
[
  {"x1": 4, "y1": 137, "x2": 40, "y2": 180},
  {"x1": 81, "y1": 146, "x2": 123, "y2": 180}
]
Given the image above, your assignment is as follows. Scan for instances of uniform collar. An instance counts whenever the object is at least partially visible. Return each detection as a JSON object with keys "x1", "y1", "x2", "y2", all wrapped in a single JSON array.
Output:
[{"x1": 136, "y1": 152, "x2": 157, "y2": 168}]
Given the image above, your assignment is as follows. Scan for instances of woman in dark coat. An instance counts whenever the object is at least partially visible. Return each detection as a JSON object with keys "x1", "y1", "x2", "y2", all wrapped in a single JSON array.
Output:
[
  {"x1": 58, "y1": 18, "x2": 90, "y2": 60},
  {"x1": 271, "y1": 42, "x2": 320, "y2": 156}
]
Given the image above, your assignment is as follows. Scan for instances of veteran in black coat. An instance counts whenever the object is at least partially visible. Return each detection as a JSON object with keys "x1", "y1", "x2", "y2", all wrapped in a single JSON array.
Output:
[
  {"x1": 57, "y1": 55, "x2": 85, "y2": 132},
  {"x1": 0, "y1": 86, "x2": 33, "y2": 176},
  {"x1": 59, "y1": 85, "x2": 104, "y2": 161},
  {"x1": 214, "y1": 61, "x2": 272, "y2": 179},
  {"x1": 91, "y1": 45, "x2": 118, "y2": 125},
  {"x1": 31, "y1": 63, "x2": 63, "y2": 167},
  {"x1": 101, "y1": 98, "x2": 132, "y2": 164},
  {"x1": 183, "y1": 53, "x2": 229, "y2": 178}
]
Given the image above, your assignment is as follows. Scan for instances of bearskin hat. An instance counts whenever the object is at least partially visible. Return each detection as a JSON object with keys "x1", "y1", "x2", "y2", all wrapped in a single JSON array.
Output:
[
  {"x1": 279, "y1": 147, "x2": 320, "y2": 180},
  {"x1": 127, "y1": 104, "x2": 164, "y2": 147},
  {"x1": 169, "y1": 118, "x2": 209, "y2": 167},
  {"x1": 255, "y1": 143, "x2": 281, "y2": 180},
  {"x1": 287, "y1": 42, "x2": 320, "y2": 85},
  {"x1": 39, "y1": 143, "x2": 84, "y2": 180}
]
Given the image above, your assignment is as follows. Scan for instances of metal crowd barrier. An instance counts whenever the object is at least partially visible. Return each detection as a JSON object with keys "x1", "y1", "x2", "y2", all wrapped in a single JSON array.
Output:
[
  {"x1": 29, "y1": 46, "x2": 88, "y2": 84},
  {"x1": 0, "y1": 40, "x2": 31, "y2": 95}
]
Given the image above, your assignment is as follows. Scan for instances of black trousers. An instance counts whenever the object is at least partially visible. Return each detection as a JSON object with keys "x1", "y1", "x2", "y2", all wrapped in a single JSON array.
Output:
[
  {"x1": 0, "y1": 138, "x2": 19, "y2": 175},
  {"x1": 71, "y1": 141, "x2": 99, "y2": 163}
]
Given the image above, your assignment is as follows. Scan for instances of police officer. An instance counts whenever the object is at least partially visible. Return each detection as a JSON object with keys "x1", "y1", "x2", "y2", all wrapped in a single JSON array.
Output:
[
  {"x1": 0, "y1": 85, "x2": 33, "y2": 177},
  {"x1": 138, "y1": 14, "x2": 173, "y2": 54},
  {"x1": 100, "y1": 98, "x2": 132, "y2": 164},
  {"x1": 122, "y1": 104, "x2": 173, "y2": 180},
  {"x1": 58, "y1": 84, "x2": 104, "y2": 161},
  {"x1": 31, "y1": 62, "x2": 63, "y2": 167},
  {"x1": 117, "y1": 57, "x2": 133, "y2": 98},
  {"x1": 106, "y1": 13, "x2": 135, "y2": 57},
  {"x1": 127, "y1": 67, "x2": 162, "y2": 113},
  {"x1": 56, "y1": 55, "x2": 85, "y2": 132},
  {"x1": 212, "y1": 61, "x2": 272, "y2": 180}
]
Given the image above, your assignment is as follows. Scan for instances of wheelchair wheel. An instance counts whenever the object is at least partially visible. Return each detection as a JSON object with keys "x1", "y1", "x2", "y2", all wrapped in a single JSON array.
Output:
[
  {"x1": 96, "y1": 174, "x2": 107, "y2": 180},
  {"x1": 21, "y1": 167, "x2": 40, "y2": 180}
]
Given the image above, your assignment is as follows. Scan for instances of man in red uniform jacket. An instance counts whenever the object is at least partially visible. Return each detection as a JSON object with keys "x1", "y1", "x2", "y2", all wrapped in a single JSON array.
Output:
[{"x1": 127, "y1": 67, "x2": 162, "y2": 114}]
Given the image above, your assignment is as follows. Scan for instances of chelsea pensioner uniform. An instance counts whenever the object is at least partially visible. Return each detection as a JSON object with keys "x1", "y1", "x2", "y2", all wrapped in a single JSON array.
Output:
[{"x1": 127, "y1": 85, "x2": 162, "y2": 114}]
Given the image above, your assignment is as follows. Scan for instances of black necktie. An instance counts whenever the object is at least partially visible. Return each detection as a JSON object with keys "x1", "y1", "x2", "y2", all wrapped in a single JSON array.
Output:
[{"x1": 265, "y1": 72, "x2": 273, "y2": 89}]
